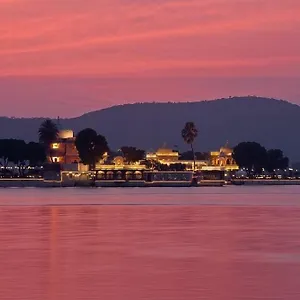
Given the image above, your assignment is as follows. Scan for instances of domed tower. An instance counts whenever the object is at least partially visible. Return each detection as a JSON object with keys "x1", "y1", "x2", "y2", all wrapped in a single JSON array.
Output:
[
  {"x1": 49, "y1": 128, "x2": 79, "y2": 164},
  {"x1": 58, "y1": 129, "x2": 74, "y2": 140},
  {"x1": 155, "y1": 143, "x2": 179, "y2": 163},
  {"x1": 210, "y1": 141, "x2": 238, "y2": 170}
]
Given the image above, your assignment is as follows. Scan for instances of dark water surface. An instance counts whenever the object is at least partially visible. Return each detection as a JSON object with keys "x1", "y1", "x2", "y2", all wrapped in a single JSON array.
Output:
[{"x1": 0, "y1": 186, "x2": 300, "y2": 299}]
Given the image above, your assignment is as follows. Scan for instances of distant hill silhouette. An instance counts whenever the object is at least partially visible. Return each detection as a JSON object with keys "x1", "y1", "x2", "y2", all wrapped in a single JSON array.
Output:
[{"x1": 1, "y1": 96, "x2": 300, "y2": 161}]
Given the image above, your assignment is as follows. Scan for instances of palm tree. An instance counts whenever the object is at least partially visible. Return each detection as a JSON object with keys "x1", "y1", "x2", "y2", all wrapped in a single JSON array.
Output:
[
  {"x1": 38, "y1": 119, "x2": 59, "y2": 162},
  {"x1": 181, "y1": 122, "x2": 198, "y2": 171}
]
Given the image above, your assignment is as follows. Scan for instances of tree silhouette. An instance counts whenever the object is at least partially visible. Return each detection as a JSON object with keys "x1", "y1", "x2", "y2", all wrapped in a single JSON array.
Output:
[
  {"x1": 266, "y1": 149, "x2": 289, "y2": 173},
  {"x1": 75, "y1": 128, "x2": 109, "y2": 170},
  {"x1": 233, "y1": 142, "x2": 267, "y2": 174},
  {"x1": 181, "y1": 122, "x2": 198, "y2": 171},
  {"x1": 38, "y1": 119, "x2": 58, "y2": 163},
  {"x1": 0, "y1": 139, "x2": 46, "y2": 177},
  {"x1": 120, "y1": 146, "x2": 145, "y2": 163}
]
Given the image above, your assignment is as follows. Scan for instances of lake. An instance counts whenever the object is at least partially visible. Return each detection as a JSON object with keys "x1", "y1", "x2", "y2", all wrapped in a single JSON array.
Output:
[{"x1": 0, "y1": 186, "x2": 300, "y2": 299}]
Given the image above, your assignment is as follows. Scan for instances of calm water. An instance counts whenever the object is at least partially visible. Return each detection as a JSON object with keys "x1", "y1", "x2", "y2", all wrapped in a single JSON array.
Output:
[{"x1": 1, "y1": 186, "x2": 300, "y2": 300}]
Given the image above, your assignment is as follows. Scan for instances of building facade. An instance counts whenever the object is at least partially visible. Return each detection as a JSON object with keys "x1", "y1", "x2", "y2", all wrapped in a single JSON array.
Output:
[
  {"x1": 210, "y1": 144, "x2": 239, "y2": 171},
  {"x1": 146, "y1": 146, "x2": 208, "y2": 170},
  {"x1": 146, "y1": 147, "x2": 179, "y2": 164},
  {"x1": 49, "y1": 130, "x2": 80, "y2": 164},
  {"x1": 146, "y1": 144, "x2": 239, "y2": 171}
]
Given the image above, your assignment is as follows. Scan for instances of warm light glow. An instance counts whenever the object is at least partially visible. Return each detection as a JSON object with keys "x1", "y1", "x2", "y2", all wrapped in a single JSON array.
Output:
[
  {"x1": 52, "y1": 143, "x2": 60, "y2": 149},
  {"x1": 52, "y1": 157, "x2": 60, "y2": 163},
  {"x1": 58, "y1": 130, "x2": 74, "y2": 139}
]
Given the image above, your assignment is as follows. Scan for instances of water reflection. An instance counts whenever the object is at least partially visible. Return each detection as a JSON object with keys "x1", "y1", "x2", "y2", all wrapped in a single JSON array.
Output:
[{"x1": 0, "y1": 189, "x2": 299, "y2": 299}]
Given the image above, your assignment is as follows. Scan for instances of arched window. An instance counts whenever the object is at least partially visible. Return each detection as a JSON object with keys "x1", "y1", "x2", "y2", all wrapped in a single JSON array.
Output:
[
  {"x1": 125, "y1": 171, "x2": 133, "y2": 180},
  {"x1": 97, "y1": 171, "x2": 105, "y2": 180},
  {"x1": 106, "y1": 171, "x2": 114, "y2": 180},
  {"x1": 134, "y1": 171, "x2": 142, "y2": 180}
]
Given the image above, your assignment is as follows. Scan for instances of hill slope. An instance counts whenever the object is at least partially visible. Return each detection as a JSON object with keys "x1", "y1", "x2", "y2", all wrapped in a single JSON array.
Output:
[{"x1": 1, "y1": 96, "x2": 300, "y2": 161}]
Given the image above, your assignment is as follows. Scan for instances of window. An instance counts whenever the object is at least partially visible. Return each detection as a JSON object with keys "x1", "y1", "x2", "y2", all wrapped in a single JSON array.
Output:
[
  {"x1": 52, "y1": 157, "x2": 60, "y2": 163},
  {"x1": 52, "y1": 143, "x2": 60, "y2": 149}
]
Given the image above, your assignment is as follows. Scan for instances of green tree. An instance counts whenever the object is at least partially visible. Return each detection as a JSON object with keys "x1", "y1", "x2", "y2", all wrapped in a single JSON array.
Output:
[
  {"x1": 181, "y1": 122, "x2": 198, "y2": 171},
  {"x1": 75, "y1": 128, "x2": 109, "y2": 169},
  {"x1": 233, "y1": 142, "x2": 267, "y2": 174},
  {"x1": 120, "y1": 146, "x2": 145, "y2": 163},
  {"x1": 38, "y1": 119, "x2": 59, "y2": 162}
]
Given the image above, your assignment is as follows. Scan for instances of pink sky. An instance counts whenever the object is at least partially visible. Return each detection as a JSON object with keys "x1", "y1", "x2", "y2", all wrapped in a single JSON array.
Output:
[{"x1": 1, "y1": 0, "x2": 300, "y2": 117}]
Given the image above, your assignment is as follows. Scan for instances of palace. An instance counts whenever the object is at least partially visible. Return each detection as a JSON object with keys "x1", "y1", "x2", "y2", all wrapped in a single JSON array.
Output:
[
  {"x1": 146, "y1": 147, "x2": 179, "y2": 164},
  {"x1": 49, "y1": 130, "x2": 80, "y2": 164},
  {"x1": 210, "y1": 143, "x2": 239, "y2": 171},
  {"x1": 146, "y1": 146, "x2": 208, "y2": 170},
  {"x1": 48, "y1": 128, "x2": 239, "y2": 173},
  {"x1": 146, "y1": 143, "x2": 239, "y2": 171}
]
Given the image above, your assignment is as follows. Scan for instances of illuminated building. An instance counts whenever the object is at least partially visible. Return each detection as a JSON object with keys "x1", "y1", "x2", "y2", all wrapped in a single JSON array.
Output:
[
  {"x1": 146, "y1": 146, "x2": 179, "y2": 164},
  {"x1": 210, "y1": 143, "x2": 239, "y2": 171},
  {"x1": 146, "y1": 146, "x2": 208, "y2": 170},
  {"x1": 49, "y1": 130, "x2": 80, "y2": 164}
]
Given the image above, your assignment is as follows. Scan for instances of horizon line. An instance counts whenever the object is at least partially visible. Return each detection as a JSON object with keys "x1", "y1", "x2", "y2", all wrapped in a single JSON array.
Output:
[{"x1": 0, "y1": 95, "x2": 296, "y2": 119}]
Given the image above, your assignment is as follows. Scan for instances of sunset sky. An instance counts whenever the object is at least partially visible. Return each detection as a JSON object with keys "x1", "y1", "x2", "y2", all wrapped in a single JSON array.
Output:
[{"x1": 1, "y1": 0, "x2": 300, "y2": 117}]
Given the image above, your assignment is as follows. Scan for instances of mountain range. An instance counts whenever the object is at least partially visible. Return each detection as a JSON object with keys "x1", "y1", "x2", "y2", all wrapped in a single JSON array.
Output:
[{"x1": 1, "y1": 96, "x2": 300, "y2": 161}]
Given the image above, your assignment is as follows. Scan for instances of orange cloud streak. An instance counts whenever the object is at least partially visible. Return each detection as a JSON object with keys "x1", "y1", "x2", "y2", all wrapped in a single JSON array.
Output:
[{"x1": 0, "y1": 0, "x2": 300, "y2": 116}]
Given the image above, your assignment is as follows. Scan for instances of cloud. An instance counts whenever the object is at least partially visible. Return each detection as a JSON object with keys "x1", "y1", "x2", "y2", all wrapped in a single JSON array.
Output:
[{"x1": 0, "y1": 0, "x2": 300, "y2": 115}]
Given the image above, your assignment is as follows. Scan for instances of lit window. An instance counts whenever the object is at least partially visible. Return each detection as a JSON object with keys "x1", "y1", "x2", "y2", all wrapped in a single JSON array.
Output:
[
  {"x1": 52, "y1": 157, "x2": 60, "y2": 163},
  {"x1": 52, "y1": 143, "x2": 59, "y2": 149}
]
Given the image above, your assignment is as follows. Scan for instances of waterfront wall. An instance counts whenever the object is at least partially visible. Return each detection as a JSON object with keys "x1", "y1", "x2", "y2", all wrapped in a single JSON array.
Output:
[
  {"x1": 0, "y1": 179, "x2": 45, "y2": 188},
  {"x1": 231, "y1": 179, "x2": 300, "y2": 185},
  {"x1": 2, "y1": 177, "x2": 299, "y2": 188}
]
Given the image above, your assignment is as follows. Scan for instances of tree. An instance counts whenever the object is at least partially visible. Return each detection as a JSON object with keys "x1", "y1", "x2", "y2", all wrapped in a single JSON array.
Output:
[
  {"x1": 0, "y1": 139, "x2": 27, "y2": 176},
  {"x1": 120, "y1": 146, "x2": 145, "y2": 163},
  {"x1": 0, "y1": 139, "x2": 46, "y2": 177},
  {"x1": 180, "y1": 151, "x2": 209, "y2": 161},
  {"x1": 26, "y1": 142, "x2": 46, "y2": 166},
  {"x1": 38, "y1": 119, "x2": 59, "y2": 162},
  {"x1": 75, "y1": 128, "x2": 109, "y2": 169},
  {"x1": 266, "y1": 149, "x2": 289, "y2": 173},
  {"x1": 233, "y1": 142, "x2": 267, "y2": 174},
  {"x1": 169, "y1": 163, "x2": 186, "y2": 171},
  {"x1": 181, "y1": 122, "x2": 198, "y2": 171}
]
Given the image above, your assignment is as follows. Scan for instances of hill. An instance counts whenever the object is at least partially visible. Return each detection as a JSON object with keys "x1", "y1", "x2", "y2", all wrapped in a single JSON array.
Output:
[{"x1": 1, "y1": 96, "x2": 300, "y2": 161}]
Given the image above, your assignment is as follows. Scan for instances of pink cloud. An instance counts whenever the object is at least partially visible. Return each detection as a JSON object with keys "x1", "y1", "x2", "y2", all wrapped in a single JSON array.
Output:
[{"x1": 0, "y1": 0, "x2": 299, "y2": 116}]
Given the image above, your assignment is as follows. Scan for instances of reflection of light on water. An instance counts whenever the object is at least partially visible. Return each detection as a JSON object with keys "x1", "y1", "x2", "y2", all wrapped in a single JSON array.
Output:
[
  {"x1": 238, "y1": 252, "x2": 300, "y2": 263},
  {"x1": 1, "y1": 196, "x2": 300, "y2": 299},
  {"x1": 50, "y1": 206, "x2": 58, "y2": 300}
]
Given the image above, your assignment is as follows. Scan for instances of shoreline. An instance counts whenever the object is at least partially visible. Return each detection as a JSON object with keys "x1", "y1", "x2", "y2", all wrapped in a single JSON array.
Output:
[{"x1": 1, "y1": 178, "x2": 300, "y2": 188}]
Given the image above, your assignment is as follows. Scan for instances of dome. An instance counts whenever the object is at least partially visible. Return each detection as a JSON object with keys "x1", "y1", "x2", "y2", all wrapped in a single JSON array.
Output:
[
  {"x1": 157, "y1": 147, "x2": 173, "y2": 154},
  {"x1": 220, "y1": 141, "x2": 232, "y2": 154},
  {"x1": 114, "y1": 156, "x2": 124, "y2": 166},
  {"x1": 220, "y1": 147, "x2": 232, "y2": 154},
  {"x1": 58, "y1": 129, "x2": 74, "y2": 139}
]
